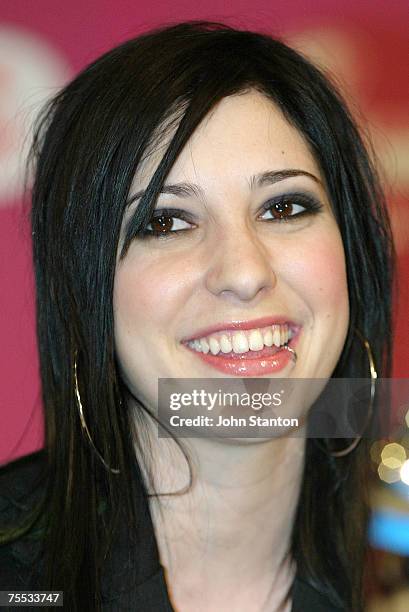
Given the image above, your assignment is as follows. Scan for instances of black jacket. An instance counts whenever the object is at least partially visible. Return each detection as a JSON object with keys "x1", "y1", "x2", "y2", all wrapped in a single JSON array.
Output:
[{"x1": 0, "y1": 451, "x2": 344, "y2": 611}]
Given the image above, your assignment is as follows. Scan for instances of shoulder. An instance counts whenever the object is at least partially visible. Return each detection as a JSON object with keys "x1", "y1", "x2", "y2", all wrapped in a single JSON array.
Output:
[
  {"x1": 292, "y1": 576, "x2": 347, "y2": 611},
  {"x1": 0, "y1": 449, "x2": 47, "y2": 488},
  {"x1": 0, "y1": 450, "x2": 48, "y2": 590},
  {"x1": 0, "y1": 450, "x2": 47, "y2": 521}
]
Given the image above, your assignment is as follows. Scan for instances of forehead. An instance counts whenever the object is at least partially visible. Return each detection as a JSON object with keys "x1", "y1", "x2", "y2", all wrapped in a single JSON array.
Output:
[{"x1": 131, "y1": 90, "x2": 324, "y2": 194}]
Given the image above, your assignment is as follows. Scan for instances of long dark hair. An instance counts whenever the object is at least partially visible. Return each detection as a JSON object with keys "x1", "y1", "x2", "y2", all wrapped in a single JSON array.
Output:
[{"x1": 2, "y1": 21, "x2": 395, "y2": 611}]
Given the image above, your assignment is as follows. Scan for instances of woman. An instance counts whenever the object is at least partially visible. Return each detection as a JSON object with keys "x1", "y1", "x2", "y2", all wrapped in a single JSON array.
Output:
[{"x1": 0, "y1": 21, "x2": 394, "y2": 611}]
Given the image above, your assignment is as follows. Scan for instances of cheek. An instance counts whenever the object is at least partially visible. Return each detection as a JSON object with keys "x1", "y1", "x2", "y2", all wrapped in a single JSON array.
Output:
[
  {"x1": 282, "y1": 230, "x2": 349, "y2": 319},
  {"x1": 113, "y1": 255, "x2": 190, "y2": 333},
  {"x1": 308, "y1": 242, "x2": 348, "y2": 304},
  {"x1": 280, "y1": 228, "x2": 349, "y2": 379},
  {"x1": 113, "y1": 254, "x2": 195, "y2": 404}
]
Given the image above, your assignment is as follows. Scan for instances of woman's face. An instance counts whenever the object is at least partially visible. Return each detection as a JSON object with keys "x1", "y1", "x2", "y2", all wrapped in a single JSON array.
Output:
[{"x1": 114, "y1": 91, "x2": 349, "y2": 409}]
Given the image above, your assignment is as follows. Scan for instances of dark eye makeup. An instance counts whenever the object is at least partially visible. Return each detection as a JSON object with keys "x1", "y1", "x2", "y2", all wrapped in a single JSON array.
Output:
[{"x1": 132, "y1": 192, "x2": 324, "y2": 240}]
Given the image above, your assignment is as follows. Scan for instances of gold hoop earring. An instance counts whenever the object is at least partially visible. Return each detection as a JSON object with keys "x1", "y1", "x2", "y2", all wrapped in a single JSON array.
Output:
[
  {"x1": 314, "y1": 328, "x2": 377, "y2": 458},
  {"x1": 74, "y1": 351, "x2": 120, "y2": 474}
]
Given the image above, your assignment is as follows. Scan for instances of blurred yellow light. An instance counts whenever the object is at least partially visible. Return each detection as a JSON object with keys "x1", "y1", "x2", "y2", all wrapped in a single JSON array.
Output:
[
  {"x1": 401, "y1": 460, "x2": 409, "y2": 485},
  {"x1": 405, "y1": 409, "x2": 409, "y2": 428},
  {"x1": 384, "y1": 457, "x2": 404, "y2": 469},
  {"x1": 378, "y1": 462, "x2": 401, "y2": 484},
  {"x1": 370, "y1": 440, "x2": 385, "y2": 463},
  {"x1": 381, "y1": 442, "x2": 406, "y2": 469}
]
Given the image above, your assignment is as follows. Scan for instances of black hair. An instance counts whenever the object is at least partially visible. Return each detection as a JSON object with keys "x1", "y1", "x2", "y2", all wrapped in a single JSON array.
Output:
[{"x1": 1, "y1": 20, "x2": 395, "y2": 611}]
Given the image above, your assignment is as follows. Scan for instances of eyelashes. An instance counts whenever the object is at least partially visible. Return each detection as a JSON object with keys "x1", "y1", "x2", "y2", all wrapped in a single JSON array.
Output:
[{"x1": 134, "y1": 192, "x2": 324, "y2": 240}]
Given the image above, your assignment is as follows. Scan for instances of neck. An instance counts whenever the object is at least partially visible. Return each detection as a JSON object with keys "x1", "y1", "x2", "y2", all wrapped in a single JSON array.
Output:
[{"x1": 135, "y1": 414, "x2": 306, "y2": 611}]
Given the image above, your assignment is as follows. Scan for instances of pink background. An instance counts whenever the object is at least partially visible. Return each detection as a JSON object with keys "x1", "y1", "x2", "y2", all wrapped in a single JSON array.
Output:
[{"x1": 1, "y1": 0, "x2": 408, "y2": 465}]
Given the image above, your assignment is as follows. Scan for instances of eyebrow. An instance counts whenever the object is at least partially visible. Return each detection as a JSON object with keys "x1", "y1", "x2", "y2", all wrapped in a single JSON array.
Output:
[{"x1": 127, "y1": 169, "x2": 322, "y2": 207}]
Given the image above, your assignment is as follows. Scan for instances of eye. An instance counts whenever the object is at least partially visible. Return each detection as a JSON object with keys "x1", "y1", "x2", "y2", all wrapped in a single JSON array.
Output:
[
  {"x1": 146, "y1": 214, "x2": 191, "y2": 234},
  {"x1": 140, "y1": 209, "x2": 195, "y2": 238},
  {"x1": 259, "y1": 194, "x2": 323, "y2": 222},
  {"x1": 261, "y1": 201, "x2": 305, "y2": 220}
]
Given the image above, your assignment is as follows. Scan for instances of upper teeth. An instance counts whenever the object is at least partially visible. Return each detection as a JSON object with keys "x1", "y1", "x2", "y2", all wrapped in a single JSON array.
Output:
[{"x1": 187, "y1": 324, "x2": 292, "y2": 355}]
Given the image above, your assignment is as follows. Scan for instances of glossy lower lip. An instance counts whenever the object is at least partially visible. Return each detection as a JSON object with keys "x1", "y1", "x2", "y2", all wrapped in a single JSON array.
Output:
[
  {"x1": 182, "y1": 332, "x2": 300, "y2": 376},
  {"x1": 181, "y1": 316, "x2": 300, "y2": 343}
]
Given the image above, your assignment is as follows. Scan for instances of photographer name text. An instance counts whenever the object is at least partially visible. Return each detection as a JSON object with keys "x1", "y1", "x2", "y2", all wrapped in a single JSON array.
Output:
[{"x1": 168, "y1": 414, "x2": 298, "y2": 428}]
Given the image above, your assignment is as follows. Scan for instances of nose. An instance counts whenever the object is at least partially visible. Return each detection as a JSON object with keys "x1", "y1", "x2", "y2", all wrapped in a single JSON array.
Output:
[{"x1": 204, "y1": 226, "x2": 277, "y2": 302}]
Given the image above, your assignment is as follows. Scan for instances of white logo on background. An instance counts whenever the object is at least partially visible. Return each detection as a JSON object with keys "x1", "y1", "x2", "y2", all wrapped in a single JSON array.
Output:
[{"x1": 0, "y1": 26, "x2": 70, "y2": 204}]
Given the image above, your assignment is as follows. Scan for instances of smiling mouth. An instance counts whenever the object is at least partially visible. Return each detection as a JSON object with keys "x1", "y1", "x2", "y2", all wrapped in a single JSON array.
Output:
[
  {"x1": 182, "y1": 322, "x2": 298, "y2": 358},
  {"x1": 181, "y1": 322, "x2": 301, "y2": 377}
]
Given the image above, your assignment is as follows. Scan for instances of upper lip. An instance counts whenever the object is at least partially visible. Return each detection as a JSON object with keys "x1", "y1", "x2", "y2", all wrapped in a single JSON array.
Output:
[{"x1": 181, "y1": 316, "x2": 302, "y2": 342}]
